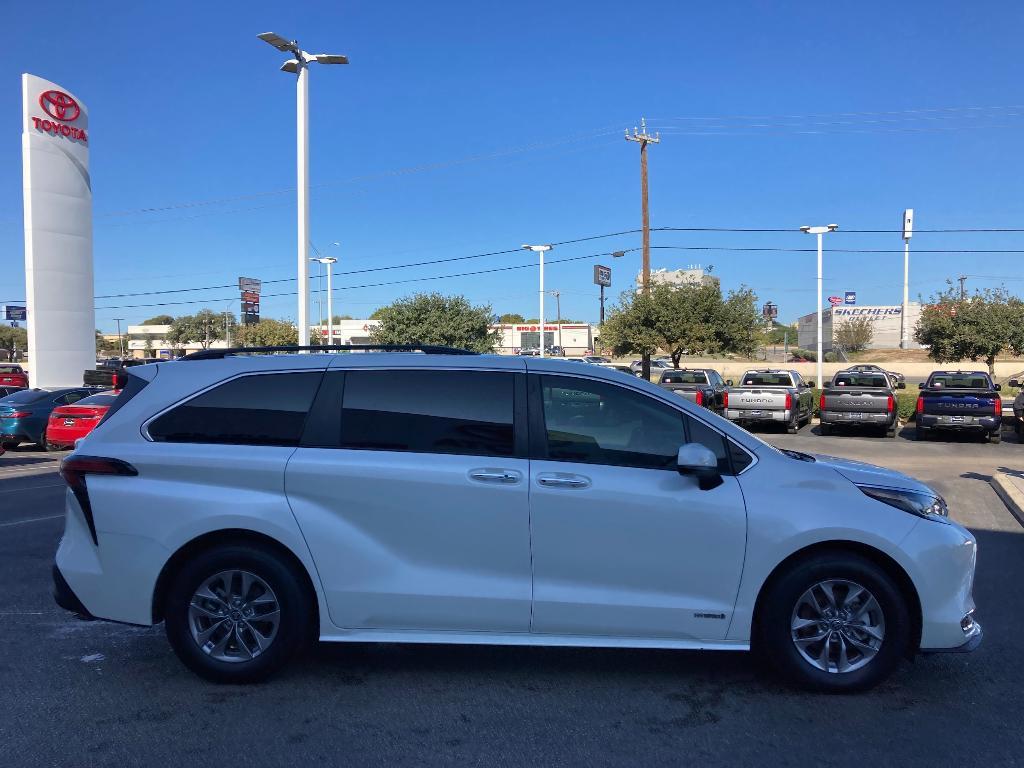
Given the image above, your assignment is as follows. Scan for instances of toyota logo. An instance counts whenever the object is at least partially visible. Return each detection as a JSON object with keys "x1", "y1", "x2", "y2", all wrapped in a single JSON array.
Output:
[{"x1": 39, "y1": 90, "x2": 80, "y2": 122}]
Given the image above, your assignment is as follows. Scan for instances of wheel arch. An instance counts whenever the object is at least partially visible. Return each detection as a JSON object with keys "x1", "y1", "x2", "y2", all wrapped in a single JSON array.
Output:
[
  {"x1": 751, "y1": 540, "x2": 922, "y2": 655},
  {"x1": 151, "y1": 528, "x2": 320, "y2": 632}
]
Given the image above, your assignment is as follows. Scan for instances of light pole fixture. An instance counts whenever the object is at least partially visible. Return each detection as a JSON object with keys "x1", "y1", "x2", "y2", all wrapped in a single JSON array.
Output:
[
  {"x1": 799, "y1": 224, "x2": 839, "y2": 389},
  {"x1": 257, "y1": 31, "x2": 348, "y2": 347},
  {"x1": 522, "y1": 244, "x2": 553, "y2": 357},
  {"x1": 314, "y1": 256, "x2": 338, "y2": 346}
]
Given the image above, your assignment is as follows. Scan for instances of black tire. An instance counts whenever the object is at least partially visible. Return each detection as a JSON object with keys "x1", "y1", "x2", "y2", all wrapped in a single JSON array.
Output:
[
  {"x1": 886, "y1": 423, "x2": 898, "y2": 439},
  {"x1": 164, "y1": 543, "x2": 313, "y2": 684},
  {"x1": 1015, "y1": 419, "x2": 1022, "y2": 437},
  {"x1": 1, "y1": 440, "x2": 19, "y2": 450},
  {"x1": 757, "y1": 551, "x2": 911, "y2": 693}
]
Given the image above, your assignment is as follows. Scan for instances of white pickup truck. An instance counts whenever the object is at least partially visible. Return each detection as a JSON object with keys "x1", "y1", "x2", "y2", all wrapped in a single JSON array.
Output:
[{"x1": 724, "y1": 369, "x2": 815, "y2": 434}]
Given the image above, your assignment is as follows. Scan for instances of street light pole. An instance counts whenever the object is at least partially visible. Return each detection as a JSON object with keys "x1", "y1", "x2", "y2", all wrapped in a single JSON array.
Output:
[
  {"x1": 800, "y1": 224, "x2": 839, "y2": 389},
  {"x1": 314, "y1": 256, "x2": 338, "y2": 347},
  {"x1": 901, "y1": 209, "x2": 914, "y2": 349},
  {"x1": 547, "y1": 290, "x2": 562, "y2": 351},
  {"x1": 114, "y1": 318, "x2": 124, "y2": 358},
  {"x1": 522, "y1": 245, "x2": 553, "y2": 357},
  {"x1": 258, "y1": 32, "x2": 348, "y2": 347}
]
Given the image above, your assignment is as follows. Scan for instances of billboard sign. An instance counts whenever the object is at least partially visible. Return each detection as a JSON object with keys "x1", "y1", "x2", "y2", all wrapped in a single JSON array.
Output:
[
  {"x1": 22, "y1": 73, "x2": 94, "y2": 387},
  {"x1": 593, "y1": 265, "x2": 611, "y2": 287},
  {"x1": 828, "y1": 296, "x2": 843, "y2": 306},
  {"x1": 762, "y1": 301, "x2": 778, "y2": 319},
  {"x1": 844, "y1": 291, "x2": 856, "y2": 305},
  {"x1": 238, "y1": 277, "x2": 262, "y2": 293},
  {"x1": 4, "y1": 306, "x2": 26, "y2": 321}
]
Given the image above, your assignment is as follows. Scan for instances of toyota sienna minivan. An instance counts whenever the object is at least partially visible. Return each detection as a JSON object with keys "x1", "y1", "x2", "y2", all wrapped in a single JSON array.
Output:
[{"x1": 52, "y1": 347, "x2": 980, "y2": 691}]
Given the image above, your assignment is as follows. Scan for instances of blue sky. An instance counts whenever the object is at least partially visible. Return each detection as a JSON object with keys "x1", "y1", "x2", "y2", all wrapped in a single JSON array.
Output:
[{"x1": 4, "y1": 0, "x2": 1024, "y2": 333}]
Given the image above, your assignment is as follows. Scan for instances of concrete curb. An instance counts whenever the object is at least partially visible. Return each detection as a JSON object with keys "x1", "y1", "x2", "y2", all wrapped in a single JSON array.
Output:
[{"x1": 991, "y1": 472, "x2": 1024, "y2": 528}]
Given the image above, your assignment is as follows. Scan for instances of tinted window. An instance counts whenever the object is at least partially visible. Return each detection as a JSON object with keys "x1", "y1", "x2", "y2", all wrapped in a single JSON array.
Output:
[
  {"x1": 0, "y1": 389, "x2": 50, "y2": 405},
  {"x1": 75, "y1": 393, "x2": 119, "y2": 407},
  {"x1": 540, "y1": 375, "x2": 686, "y2": 470},
  {"x1": 685, "y1": 414, "x2": 731, "y2": 474},
  {"x1": 661, "y1": 371, "x2": 708, "y2": 385},
  {"x1": 340, "y1": 370, "x2": 514, "y2": 457},
  {"x1": 149, "y1": 372, "x2": 321, "y2": 446},
  {"x1": 833, "y1": 374, "x2": 888, "y2": 388},
  {"x1": 742, "y1": 373, "x2": 794, "y2": 386},
  {"x1": 59, "y1": 392, "x2": 87, "y2": 405},
  {"x1": 929, "y1": 374, "x2": 990, "y2": 389},
  {"x1": 0, "y1": 365, "x2": 23, "y2": 373}
]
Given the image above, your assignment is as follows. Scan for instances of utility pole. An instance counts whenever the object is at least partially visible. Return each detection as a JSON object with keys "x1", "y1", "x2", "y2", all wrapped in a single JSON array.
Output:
[
  {"x1": 958, "y1": 274, "x2": 967, "y2": 300},
  {"x1": 547, "y1": 290, "x2": 562, "y2": 352},
  {"x1": 625, "y1": 118, "x2": 659, "y2": 379},
  {"x1": 114, "y1": 318, "x2": 125, "y2": 358},
  {"x1": 900, "y1": 209, "x2": 913, "y2": 349}
]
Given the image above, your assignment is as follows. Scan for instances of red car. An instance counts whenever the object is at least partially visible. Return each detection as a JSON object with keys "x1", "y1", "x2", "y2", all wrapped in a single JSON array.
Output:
[
  {"x1": 45, "y1": 391, "x2": 119, "y2": 449},
  {"x1": 0, "y1": 364, "x2": 28, "y2": 389}
]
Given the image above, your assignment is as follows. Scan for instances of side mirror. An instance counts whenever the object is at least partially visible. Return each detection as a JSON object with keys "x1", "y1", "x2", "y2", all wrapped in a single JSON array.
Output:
[
  {"x1": 726, "y1": 379, "x2": 733, "y2": 387},
  {"x1": 995, "y1": 384, "x2": 1002, "y2": 391},
  {"x1": 677, "y1": 444, "x2": 723, "y2": 491},
  {"x1": 897, "y1": 382, "x2": 906, "y2": 389},
  {"x1": 1010, "y1": 379, "x2": 1020, "y2": 388},
  {"x1": 918, "y1": 382, "x2": 926, "y2": 390}
]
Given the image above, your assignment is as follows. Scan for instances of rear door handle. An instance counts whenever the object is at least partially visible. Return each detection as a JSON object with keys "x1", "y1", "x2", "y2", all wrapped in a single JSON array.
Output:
[
  {"x1": 537, "y1": 473, "x2": 591, "y2": 489},
  {"x1": 469, "y1": 469, "x2": 521, "y2": 484}
]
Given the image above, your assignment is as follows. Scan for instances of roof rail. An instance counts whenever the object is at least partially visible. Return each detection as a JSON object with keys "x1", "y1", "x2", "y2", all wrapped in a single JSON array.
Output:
[{"x1": 180, "y1": 344, "x2": 478, "y2": 361}]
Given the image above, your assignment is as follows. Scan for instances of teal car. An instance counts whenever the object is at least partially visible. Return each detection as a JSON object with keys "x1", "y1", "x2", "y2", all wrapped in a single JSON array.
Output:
[{"x1": 0, "y1": 388, "x2": 97, "y2": 449}]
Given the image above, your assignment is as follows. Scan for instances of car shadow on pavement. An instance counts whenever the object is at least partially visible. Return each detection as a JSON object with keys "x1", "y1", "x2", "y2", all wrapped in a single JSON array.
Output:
[{"x1": 0, "y1": 455, "x2": 58, "y2": 467}]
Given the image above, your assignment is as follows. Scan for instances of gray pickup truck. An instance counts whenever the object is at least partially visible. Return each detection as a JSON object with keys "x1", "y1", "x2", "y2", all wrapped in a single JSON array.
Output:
[
  {"x1": 656, "y1": 368, "x2": 729, "y2": 414},
  {"x1": 819, "y1": 369, "x2": 904, "y2": 438},
  {"x1": 724, "y1": 369, "x2": 815, "y2": 434}
]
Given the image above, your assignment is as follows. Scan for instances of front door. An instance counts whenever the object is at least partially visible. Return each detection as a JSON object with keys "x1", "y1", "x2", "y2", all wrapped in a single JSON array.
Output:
[
  {"x1": 528, "y1": 373, "x2": 748, "y2": 641},
  {"x1": 285, "y1": 368, "x2": 533, "y2": 633}
]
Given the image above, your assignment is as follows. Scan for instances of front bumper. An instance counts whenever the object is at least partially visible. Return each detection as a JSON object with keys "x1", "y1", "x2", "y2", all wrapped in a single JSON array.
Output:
[{"x1": 922, "y1": 617, "x2": 983, "y2": 653}]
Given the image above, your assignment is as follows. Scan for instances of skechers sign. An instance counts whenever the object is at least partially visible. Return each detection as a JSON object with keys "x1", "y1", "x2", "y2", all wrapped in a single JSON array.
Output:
[{"x1": 31, "y1": 90, "x2": 88, "y2": 142}]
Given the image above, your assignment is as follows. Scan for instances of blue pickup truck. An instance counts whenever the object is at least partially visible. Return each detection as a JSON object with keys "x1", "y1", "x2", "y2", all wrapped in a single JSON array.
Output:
[{"x1": 915, "y1": 370, "x2": 1003, "y2": 443}]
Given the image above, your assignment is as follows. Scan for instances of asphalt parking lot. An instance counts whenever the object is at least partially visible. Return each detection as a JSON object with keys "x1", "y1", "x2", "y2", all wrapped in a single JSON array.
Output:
[{"x1": 1, "y1": 429, "x2": 1023, "y2": 768}]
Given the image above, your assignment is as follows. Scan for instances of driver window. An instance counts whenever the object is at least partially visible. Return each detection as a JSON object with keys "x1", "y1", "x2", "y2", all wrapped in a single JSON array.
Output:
[{"x1": 539, "y1": 375, "x2": 730, "y2": 472}]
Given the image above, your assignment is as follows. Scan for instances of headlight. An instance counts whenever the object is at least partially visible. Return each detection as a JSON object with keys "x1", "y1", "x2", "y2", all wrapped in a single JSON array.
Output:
[{"x1": 858, "y1": 485, "x2": 949, "y2": 522}]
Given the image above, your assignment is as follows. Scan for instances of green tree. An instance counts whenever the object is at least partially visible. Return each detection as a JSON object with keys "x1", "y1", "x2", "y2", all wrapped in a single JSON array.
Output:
[
  {"x1": 600, "y1": 282, "x2": 760, "y2": 366},
  {"x1": 95, "y1": 330, "x2": 119, "y2": 356},
  {"x1": 141, "y1": 314, "x2": 175, "y2": 325},
  {"x1": 915, "y1": 284, "x2": 1024, "y2": 374},
  {"x1": 234, "y1": 318, "x2": 299, "y2": 347},
  {"x1": 331, "y1": 315, "x2": 353, "y2": 322},
  {"x1": 0, "y1": 325, "x2": 29, "y2": 359},
  {"x1": 833, "y1": 317, "x2": 874, "y2": 352},
  {"x1": 499, "y1": 313, "x2": 525, "y2": 324},
  {"x1": 370, "y1": 293, "x2": 499, "y2": 353},
  {"x1": 166, "y1": 309, "x2": 238, "y2": 350}
]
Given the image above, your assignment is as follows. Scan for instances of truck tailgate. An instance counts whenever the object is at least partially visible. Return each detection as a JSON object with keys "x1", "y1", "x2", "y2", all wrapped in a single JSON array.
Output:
[{"x1": 822, "y1": 389, "x2": 891, "y2": 413}]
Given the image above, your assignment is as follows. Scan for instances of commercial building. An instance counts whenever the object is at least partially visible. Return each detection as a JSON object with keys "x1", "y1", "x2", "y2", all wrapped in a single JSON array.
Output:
[
  {"x1": 797, "y1": 303, "x2": 923, "y2": 351},
  {"x1": 640, "y1": 267, "x2": 720, "y2": 289},
  {"x1": 125, "y1": 325, "x2": 230, "y2": 358}
]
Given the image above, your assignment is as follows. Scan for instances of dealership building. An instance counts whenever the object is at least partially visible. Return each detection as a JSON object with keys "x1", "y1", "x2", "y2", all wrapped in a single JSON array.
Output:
[{"x1": 797, "y1": 303, "x2": 923, "y2": 351}]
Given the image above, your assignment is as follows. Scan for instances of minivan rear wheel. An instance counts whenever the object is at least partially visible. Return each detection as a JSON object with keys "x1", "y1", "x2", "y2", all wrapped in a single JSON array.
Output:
[
  {"x1": 164, "y1": 544, "x2": 312, "y2": 683},
  {"x1": 758, "y1": 552, "x2": 910, "y2": 692}
]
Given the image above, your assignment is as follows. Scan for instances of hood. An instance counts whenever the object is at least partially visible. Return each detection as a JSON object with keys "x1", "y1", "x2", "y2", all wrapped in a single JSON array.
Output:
[{"x1": 812, "y1": 453, "x2": 936, "y2": 496}]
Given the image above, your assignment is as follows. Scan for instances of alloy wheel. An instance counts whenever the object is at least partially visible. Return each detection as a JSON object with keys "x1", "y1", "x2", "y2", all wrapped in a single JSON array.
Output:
[
  {"x1": 790, "y1": 579, "x2": 885, "y2": 674},
  {"x1": 187, "y1": 570, "x2": 280, "y2": 663}
]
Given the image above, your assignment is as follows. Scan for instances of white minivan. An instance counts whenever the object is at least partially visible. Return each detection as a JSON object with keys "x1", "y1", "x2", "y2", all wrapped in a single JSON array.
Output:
[{"x1": 53, "y1": 348, "x2": 981, "y2": 691}]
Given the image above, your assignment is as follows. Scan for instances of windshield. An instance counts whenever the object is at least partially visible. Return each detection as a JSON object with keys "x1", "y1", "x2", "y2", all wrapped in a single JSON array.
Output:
[
  {"x1": 929, "y1": 374, "x2": 990, "y2": 389},
  {"x1": 833, "y1": 374, "x2": 889, "y2": 388},
  {"x1": 741, "y1": 373, "x2": 794, "y2": 386},
  {"x1": 662, "y1": 371, "x2": 708, "y2": 384},
  {"x1": 0, "y1": 365, "x2": 23, "y2": 374}
]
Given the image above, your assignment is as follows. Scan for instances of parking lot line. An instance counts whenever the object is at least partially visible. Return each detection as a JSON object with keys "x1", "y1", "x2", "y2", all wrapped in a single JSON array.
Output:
[{"x1": 0, "y1": 513, "x2": 64, "y2": 528}]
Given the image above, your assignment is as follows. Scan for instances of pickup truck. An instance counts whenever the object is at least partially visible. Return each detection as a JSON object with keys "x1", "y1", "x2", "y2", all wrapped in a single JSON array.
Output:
[
  {"x1": 724, "y1": 369, "x2": 815, "y2": 434},
  {"x1": 657, "y1": 368, "x2": 729, "y2": 414},
  {"x1": 1009, "y1": 377, "x2": 1023, "y2": 437},
  {"x1": 916, "y1": 370, "x2": 1003, "y2": 443},
  {"x1": 819, "y1": 369, "x2": 904, "y2": 438},
  {"x1": 83, "y1": 358, "x2": 157, "y2": 387}
]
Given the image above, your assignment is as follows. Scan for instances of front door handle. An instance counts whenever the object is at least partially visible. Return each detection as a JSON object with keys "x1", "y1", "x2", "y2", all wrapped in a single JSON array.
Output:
[
  {"x1": 537, "y1": 473, "x2": 591, "y2": 489},
  {"x1": 469, "y1": 469, "x2": 521, "y2": 484}
]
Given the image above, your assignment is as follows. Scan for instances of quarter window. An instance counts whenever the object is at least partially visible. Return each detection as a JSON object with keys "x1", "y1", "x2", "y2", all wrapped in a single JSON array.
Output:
[
  {"x1": 148, "y1": 372, "x2": 322, "y2": 446},
  {"x1": 340, "y1": 370, "x2": 515, "y2": 457}
]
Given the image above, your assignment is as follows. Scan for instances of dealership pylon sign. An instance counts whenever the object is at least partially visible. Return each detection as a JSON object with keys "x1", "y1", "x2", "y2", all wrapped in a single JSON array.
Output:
[{"x1": 22, "y1": 74, "x2": 95, "y2": 387}]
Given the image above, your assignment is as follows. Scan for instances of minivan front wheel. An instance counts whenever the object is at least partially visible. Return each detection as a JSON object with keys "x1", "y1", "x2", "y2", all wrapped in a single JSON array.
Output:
[
  {"x1": 758, "y1": 552, "x2": 910, "y2": 692},
  {"x1": 164, "y1": 544, "x2": 312, "y2": 683}
]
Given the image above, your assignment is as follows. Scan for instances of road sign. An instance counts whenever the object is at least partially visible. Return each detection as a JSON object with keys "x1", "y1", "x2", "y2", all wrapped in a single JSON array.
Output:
[
  {"x1": 844, "y1": 291, "x2": 856, "y2": 305},
  {"x1": 762, "y1": 301, "x2": 778, "y2": 319},
  {"x1": 828, "y1": 296, "x2": 843, "y2": 306},
  {"x1": 4, "y1": 306, "x2": 26, "y2": 321},
  {"x1": 593, "y1": 265, "x2": 611, "y2": 287}
]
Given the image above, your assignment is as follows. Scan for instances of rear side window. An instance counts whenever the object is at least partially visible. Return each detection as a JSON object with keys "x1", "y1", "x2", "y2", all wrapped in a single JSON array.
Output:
[
  {"x1": 97, "y1": 374, "x2": 150, "y2": 427},
  {"x1": 149, "y1": 372, "x2": 322, "y2": 446},
  {"x1": 929, "y1": 374, "x2": 990, "y2": 389},
  {"x1": 340, "y1": 370, "x2": 514, "y2": 457}
]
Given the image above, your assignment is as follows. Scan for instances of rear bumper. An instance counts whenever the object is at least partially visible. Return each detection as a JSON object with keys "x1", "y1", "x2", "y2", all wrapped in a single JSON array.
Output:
[
  {"x1": 821, "y1": 410, "x2": 894, "y2": 426},
  {"x1": 918, "y1": 414, "x2": 1000, "y2": 431},
  {"x1": 52, "y1": 563, "x2": 94, "y2": 619},
  {"x1": 46, "y1": 425, "x2": 91, "y2": 446},
  {"x1": 725, "y1": 408, "x2": 791, "y2": 423}
]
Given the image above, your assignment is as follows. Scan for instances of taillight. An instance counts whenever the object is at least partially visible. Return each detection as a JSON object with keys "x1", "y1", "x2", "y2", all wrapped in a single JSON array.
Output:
[
  {"x1": 819, "y1": 393, "x2": 826, "y2": 411},
  {"x1": 0, "y1": 411, "x2": 30, "y2": 418},
  {"x1": 695, "y1": 390, "x2": 703, "y2": 406},
  {"x1": 916, "y1": 397, "x2": 924, "y2": 414},
  {"x1": 59, "y1": 456, "x2": 138, "y2": 545},
  {"x1": 994, "y1": 397, "x2": 1002, "y2": 415},
  {"x1": 784, "y1": 393, "x2": 793, "y2": 410},
  {"x1": 887, "y1": 395, "x2": 895, "y2": 412},
  {"x1": 723, "y1": 391, "x2": 729, "y2": 408}
]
